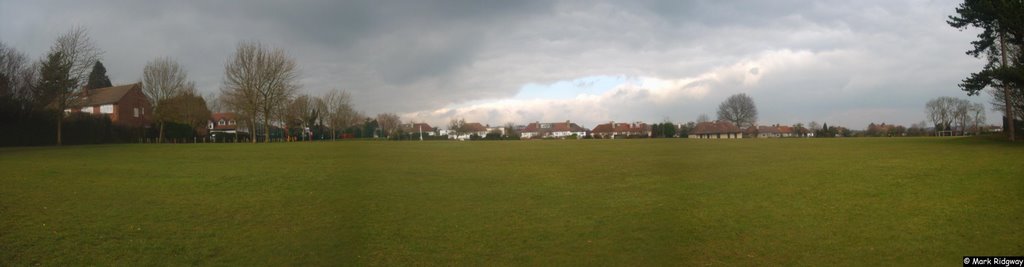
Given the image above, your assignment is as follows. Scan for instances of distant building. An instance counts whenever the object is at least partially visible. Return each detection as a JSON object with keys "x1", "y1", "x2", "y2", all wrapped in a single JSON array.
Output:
[
  {"x1": 448, "y1": 122, "x2": 489, "y2": 140},
  {"x1": 485, "y1": 125, "x2": 507, "y2": 137},
  {"x1": 66, "y1": 83, "x2": 151, "y2": 127},
  {"x1": 689, "y1": 121, "x2": 742, "y2": 139},
  {"x1": 208, "y1": 112, "x2": 247, "y2": 135},
  {"x1": 521, "y1": 121, "x2": 588, "y2": 139},
  {"x1": 404, "y1": 123, "x2": 436, "y2": 136},
  {"x1": 751, "y1": 125, "x2": 794, "y2": 138},
  {"x1": 590, "y1": 121, "x2": 651, "y2": 138}
]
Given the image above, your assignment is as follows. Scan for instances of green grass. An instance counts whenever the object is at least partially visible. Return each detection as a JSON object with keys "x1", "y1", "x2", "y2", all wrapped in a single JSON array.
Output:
[{"x1": 1, "y1": 137, "x2": 1022, "y2": 265}]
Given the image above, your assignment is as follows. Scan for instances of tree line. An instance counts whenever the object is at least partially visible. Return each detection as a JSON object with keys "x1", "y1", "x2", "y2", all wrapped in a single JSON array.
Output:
[
  {"x1": 0, "y1": 27, "x2": 377, "y2": 146},
  {"x1": 925, "y1": 96, "x2": 988, "y2": 136},
  {"x1": 1, "y1": 27, "x2": 113, "y2": 146}
]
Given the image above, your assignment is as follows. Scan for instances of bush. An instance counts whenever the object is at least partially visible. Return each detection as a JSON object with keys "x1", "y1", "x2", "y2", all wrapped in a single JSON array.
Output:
[
  {"x1": 0, "y1": 102, "x2": 56, "y2": 146},
  {"x1": 484, "y1": 132, "x2": 503, "y2": 140}
]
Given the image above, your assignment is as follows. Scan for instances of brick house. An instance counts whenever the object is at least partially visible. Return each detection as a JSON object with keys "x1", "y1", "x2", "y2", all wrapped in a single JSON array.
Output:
[
  {"x1": 67, "y1": 83, "x2": 151, "y2": 127},
  {"x1": 689, "y1": 121, "x2": 743, "y2": 139},
  {"x1": 590, "y1": 121, "x2": 651, "y2": 138},
  {"x1": 521, "y1": 121, "x2": 588, "y2": 139},
  {"x1": 208, "y1": 112, "x2": 245, "y2": 134}
]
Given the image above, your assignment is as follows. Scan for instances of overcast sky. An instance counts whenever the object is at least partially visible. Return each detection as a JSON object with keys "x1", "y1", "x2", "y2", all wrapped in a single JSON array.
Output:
[{"x1": 0, "y1": 0, "x2": 994, "y2": 129}]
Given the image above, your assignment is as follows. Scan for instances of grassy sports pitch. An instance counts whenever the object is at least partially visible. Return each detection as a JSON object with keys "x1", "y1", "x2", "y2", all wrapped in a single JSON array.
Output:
[{"x1": 1, "y1": 137, "x2": 1021, "y2": 265}]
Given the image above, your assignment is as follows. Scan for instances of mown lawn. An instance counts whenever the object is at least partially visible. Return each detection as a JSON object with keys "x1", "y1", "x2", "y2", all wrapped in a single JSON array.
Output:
[{"x1": 1, "y1": 137, "x2": 1021, "y2": 265}]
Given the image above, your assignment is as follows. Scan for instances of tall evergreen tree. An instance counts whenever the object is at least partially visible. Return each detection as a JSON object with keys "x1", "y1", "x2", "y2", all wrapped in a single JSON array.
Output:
[
  {"x1": 85, "y1": 60, "x2": 112, "y2": 90},
  {"x1": 38, "y1": 51, "x2": 77, "y2": 146},
  {"x1": 948, "y1": 0, "x2": 1024, "y2": 141}
]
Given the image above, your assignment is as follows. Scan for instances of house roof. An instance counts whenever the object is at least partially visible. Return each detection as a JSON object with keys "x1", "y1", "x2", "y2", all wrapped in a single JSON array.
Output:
[
  {"x1": 756, "y1": 125, "x2": 794, "y2": 134},
  {"x1": 692, "y1": 121, "x2": 741, "y2": 134},
  {"x1": 210, "y1": 112, "x2": 239, "y2": 130},
  {"x1": 411, "y1": 123, "x2": 432, "y2": 131},
  {"x1": 211, "y1": 112, "x2": 237, "y2": 121},
  {"x1": 81, "y1": 83, "x2": 141, "y2": 106},
  {"x1": 463, "y1": 122, "x2": 488, "y2": 132},
  {"x1": 591, "y1": 122, "x2": 650, "y2": 133},
  {"x1": 523, "y1": 121, "x2": 587, "y2": 133}
]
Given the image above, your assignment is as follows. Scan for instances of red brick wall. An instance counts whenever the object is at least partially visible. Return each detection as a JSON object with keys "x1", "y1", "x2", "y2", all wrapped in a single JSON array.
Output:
[{"x1": 113, "y1": 85, "x2": 152, "y2": 128}]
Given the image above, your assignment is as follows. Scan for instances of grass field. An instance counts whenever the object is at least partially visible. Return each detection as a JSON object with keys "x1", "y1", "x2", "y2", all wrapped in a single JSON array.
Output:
[{"x1": 1, "y1": 137, "x2": 1022, "y2": 265}]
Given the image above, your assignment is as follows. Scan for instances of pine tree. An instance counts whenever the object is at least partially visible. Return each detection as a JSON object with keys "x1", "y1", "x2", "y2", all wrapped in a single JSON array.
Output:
[
  {"x1": 85, "y1": 61, "x2": 112, "y2": 90},
  {"x1": 948, "y1": 0, "x2": 1024, "y2": 140},
  {"x1": 38, "y1": 51, "x2": 77, "y2": 146}
]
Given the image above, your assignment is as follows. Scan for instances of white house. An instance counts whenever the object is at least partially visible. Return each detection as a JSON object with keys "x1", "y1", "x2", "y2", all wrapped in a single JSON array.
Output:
[{"x1": 521, "y1": 121, "x2": 588, "y2": 139}]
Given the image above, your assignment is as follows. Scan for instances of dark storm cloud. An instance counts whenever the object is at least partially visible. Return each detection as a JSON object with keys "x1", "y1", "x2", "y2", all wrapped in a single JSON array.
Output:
[{"x1": 0, "y1": 0, "x2": 991, "y2": 128}]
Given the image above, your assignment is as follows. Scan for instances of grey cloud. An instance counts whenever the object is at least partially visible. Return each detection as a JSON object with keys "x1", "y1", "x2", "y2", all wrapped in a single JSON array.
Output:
[{"x1": 0, "y1": 0, "x2": 991, "y2": 128}]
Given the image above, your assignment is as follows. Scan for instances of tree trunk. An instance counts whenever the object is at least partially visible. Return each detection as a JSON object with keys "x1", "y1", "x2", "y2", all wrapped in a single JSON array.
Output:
[
  {"x1": 56, "y1": 113, "x2": 62, "y2": 146},
  {"x1": 283, "y1": 125, "x2": 290, "y2": 142},
  {"x1": 159, "y1": 122, "x2": 165, "y2": 143},
  {"x1": 264, "y1": 116, "x2": 270, "y2": 143},
  {"x1": 1000, "y1": 30, "x2": 1016, "y2": 141},
  {"x1": 250, "y1": 118, "x2": 257, "y2": 143}
]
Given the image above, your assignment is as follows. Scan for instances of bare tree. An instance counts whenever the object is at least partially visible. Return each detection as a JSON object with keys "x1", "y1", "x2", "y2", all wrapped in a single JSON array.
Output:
[
  {"x1": 696, "y1": 113, "x2": 710, "y2": 123},
  {"x1": 448, "y1": 118, "x2": 467, "y2": 136},
  {"x1": 221, "y1": 41, "x2": 300, "y2": 143},
  {"x1": 952, "y1": 98, "x2": 971, "y2": 135},
  {"x1": 926, "y1": 97, "x2": 955, "y2": 133},
  {"x1": 220, "y1": 78, "x2": 259, "y2": 142},
  {"x1": 990, "y1": 85, "x2": 1023, "y2": 121},
  {"x1": 808, "y1": 121, "x2": 821, "y2": 132},
  {"x1": 205, "y1": 92, "x2": 223, "y2": 113},
  {"x1": 313, "y1": 96, "x2": 327, "y2": 134},
  {"x1": 286, "y1": 94, "x2": 322, "y2": 141},
  {"x1": 716, "y1": 93, "x2": 758, "y2": 128},
  {"x1": 143, "y1": 57, "x2": 189, "y2": 142},
  {"x1": 503, "y1": 122, "x2": 518, "y2": 139},
  {"x1": 970, "y1": 102, "x2": 986, "y2": 135},
  {"x1": 376, "y1": 113, "x2": 401, "y2": 139},
  {"x1": 53, "y1": 26, "x2": 103, "y2": 87},
  {"x1": 0, "y1": 42, "x2": 37, "y2": 104},
  {"x1": 30, "y1": 27, "x2": 101, "y2": 146},
  {"x1": 323, "y1": 89, "x2": 356, "y2": 140},
  {"x1": 792, "y1": 123, "x2": 807, "y2": 137}
]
